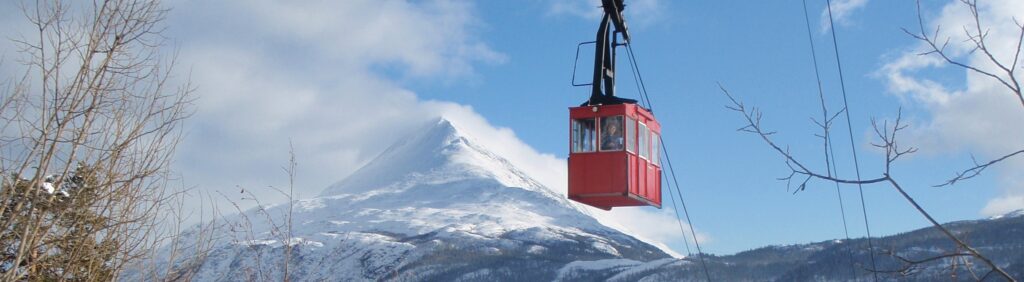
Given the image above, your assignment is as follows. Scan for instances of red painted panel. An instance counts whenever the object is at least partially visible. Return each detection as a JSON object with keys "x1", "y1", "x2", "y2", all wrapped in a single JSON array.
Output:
[
  {"x1": 569, "y1": 152, "x2": 627, "y2": 194},
  {"x1": 627, "y1": 154, "x2": 638, "y2": 196},
  {"x1": 653, "y1": 168, "x2": 662, "y2": 204}
]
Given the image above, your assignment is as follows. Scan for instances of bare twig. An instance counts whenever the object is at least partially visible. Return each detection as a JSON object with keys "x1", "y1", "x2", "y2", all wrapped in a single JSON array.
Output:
[
  {"x1": 216, "y1": 147, "x2": 299, "y2": 282},
  {"x1": 906, "y1": 0, "x2": 1024, "y2": 110},
  {"x1": 0, "y1": 0, "x2": 193, "y2": 280},
  {"x1": 720, "y1": 83, "x2": 887, "y2": 190},
  {"x1": 937, "y1": 149, "x2": 1024, "y2": 187},
  {"x1": 903, "y1": 0, "x2": 1024, "y2": 193}
]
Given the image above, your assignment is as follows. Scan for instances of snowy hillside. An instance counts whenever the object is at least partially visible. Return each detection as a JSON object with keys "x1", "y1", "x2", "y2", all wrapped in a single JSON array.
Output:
[
  {"x1": 152, "y1": 118, "x2": 669, "y2": 281},
  {"x1": 552, "y1": 209, "x2": 1024, "y2": 281}
]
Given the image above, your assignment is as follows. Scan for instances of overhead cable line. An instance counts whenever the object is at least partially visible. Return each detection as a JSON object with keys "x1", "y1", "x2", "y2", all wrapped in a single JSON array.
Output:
[
  {"x1": 825, "y1": 0, "x2": 879, "y2": 280},
  {"x1": 664, "y1": 168, "x2": 696, "y2": 257},
  {"x1": 626, "y1": 43, "x2": 655, "y2": 110},
  {"x1": 624, "y1": 41, "x2": 713, "y2": 282},
  {"x1": 660, "y1": 136, "x2": 712, "y2": 282},
  {"x1": 801, "y1": 0, "x2": 858, "y2": 279}
]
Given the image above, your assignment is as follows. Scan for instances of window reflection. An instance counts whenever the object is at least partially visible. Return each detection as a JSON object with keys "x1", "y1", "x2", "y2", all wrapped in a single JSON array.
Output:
[
  {"x1": 600, "y1": 116, "x2": 624, "y2": 151},
  {"x1": 639, "y1": 122, "x2": 649, "y2": 160},
  {"x1": 572, "y1": 118, "x2": 596, "y2": 153},
  {"x1": 651, "y1": 133, "x2": 660, "y2": 166},
  {"x1": 626, "y1": 117, "x2": 636, "y2": 153}
]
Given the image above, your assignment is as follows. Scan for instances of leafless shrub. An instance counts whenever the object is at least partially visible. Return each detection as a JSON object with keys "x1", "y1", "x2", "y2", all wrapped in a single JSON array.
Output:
[
  {"x1": 216, "y1": 146, "x2": 299, "y2": 282},
  {"x1": 0, "y1": 0, "x2": 194, "y2": 280}
]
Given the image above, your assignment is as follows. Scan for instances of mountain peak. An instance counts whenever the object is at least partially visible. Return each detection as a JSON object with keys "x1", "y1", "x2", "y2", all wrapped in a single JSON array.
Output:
[
  {"x1": 318, "y1": 117, "x2": 549, "y2": 197},
  {"x1": 431, "y1": 116, "x2": 462, "y2": 134},
  {"x1": 152, "y1": 116, "x2": 671, "y2": 281}
]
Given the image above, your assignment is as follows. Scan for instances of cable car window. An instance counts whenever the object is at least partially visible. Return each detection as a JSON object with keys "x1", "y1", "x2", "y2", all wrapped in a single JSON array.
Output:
[
  {"x1": 625, "y1": 117, "x2": 636, "y2": 153},
  {"x1": 572, "y1": 118, "x2": 596, "y2": 153},
  {"x1": 638, "y1": 122, "x2": 649, "y2": 160},
  {"x1": 651, "y1": 133, "x2": 660, "y2": 166},
  {"x1": 600, "y1": 116, "x2": 624, "y2": 151}
]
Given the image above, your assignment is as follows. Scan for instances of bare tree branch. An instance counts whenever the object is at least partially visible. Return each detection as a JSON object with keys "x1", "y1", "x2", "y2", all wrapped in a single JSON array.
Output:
[
  {"x1": 719, "y1": 83, "x2": 1017, "y2": 281},
  {"x1": 937, "y1": 149, "x2": 1024, "y2": 187},
  {"x1": 901, "y1": 0, "x2": 1024, "y2": 194},
  {"x1": 907, "y1": 0, "x2": 1024, "y2": 109},
  {"x1": 720, "y1": 83, "x2": 888, "y2": 191}
]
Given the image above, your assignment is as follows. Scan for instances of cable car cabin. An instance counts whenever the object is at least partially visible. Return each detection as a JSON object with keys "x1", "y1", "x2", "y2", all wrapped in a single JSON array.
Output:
[{"x1": 568, "y1": 103, "x2": 662, "y2": 210}]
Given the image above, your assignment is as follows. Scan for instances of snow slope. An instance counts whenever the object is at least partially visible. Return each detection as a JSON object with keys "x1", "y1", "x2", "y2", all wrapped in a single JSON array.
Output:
[
  {"x1": 989, "y1": 209, "x2": 1024, "y2": 220},
  {"x1": 152, "y1": 118, "x2": 668, "y2": 281}
]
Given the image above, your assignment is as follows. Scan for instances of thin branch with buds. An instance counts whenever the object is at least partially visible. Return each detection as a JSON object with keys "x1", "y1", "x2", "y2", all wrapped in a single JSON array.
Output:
[{"x1": 937, "y1": 149, "x2": 1024, "y2": 187}]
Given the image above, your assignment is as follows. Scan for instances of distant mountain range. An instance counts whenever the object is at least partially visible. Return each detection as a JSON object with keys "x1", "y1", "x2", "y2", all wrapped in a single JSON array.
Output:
[{"x1": 559, "y1": 209, "x2": 1024, "y2": 281}]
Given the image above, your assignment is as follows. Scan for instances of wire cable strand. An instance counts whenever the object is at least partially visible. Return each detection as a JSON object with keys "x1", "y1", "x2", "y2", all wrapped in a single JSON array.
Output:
[
  {"x1": 624, "y1": 41, "x2": 712, "y2": 281},
  {"x1": 624, "y1": 45, "x2": 695, "y2": 260},
  {"x1": 663, "y1": 160, "x2": 695, "y2": 257},
  {"x1": 802, "y1": 0, "x2": 858, "y2": 279},
  {"x1": 627, "y1": 43, "x2": 655, "y2": 110},
  {"x1": 661, "y1": 137, "x2": 712, "y2": 282},
  {"x1": 826, "y1": 0, "x2": 879, "y2": 280}
]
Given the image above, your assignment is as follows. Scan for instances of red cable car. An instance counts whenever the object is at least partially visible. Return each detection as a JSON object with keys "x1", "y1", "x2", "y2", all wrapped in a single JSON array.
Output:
[
  {"x1": 568, "y1": 0, "x2": 662, "y2": 210},
  {"x1": 569, "y1": 104, "x2": 661, "y2": 210}
]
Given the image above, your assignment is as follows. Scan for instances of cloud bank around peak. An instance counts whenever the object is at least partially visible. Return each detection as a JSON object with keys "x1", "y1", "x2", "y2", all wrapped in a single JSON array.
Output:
[{"x1": 166, "y1": 0, "x2": 504, "y2": 205}]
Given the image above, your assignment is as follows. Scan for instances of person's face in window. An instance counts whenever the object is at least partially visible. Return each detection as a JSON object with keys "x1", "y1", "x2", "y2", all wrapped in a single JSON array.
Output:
[{"x1": 606, "y1": 123, "x2": 619, "y2": 136}]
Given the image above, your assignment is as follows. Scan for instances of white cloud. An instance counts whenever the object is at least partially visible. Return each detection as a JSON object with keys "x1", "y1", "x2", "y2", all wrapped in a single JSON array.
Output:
[
  {"x1": 163, "y1": 0, "x2": 503, "y2": 210},
  {"x1": 547, "y1": 0, "x2": 664, "y2": 29},
  {"x1": 880, "y1": 0, "x2": 1024, "y2": 216},
  {"x1": 982, "y1": 169, "x2": 1024, "y2": 216},
  {"x1": 549, "y1": 0, "x2": 604, "y2": 21},
  {"x1": 426, "y1": 103, "x2": 568, "y2": 194},
  {"x1": 589, "y1": 207, "x2": 708, "y2": 258},
  {"x1": 820, "y1": 0, "x2": 868, "y2": 33}
]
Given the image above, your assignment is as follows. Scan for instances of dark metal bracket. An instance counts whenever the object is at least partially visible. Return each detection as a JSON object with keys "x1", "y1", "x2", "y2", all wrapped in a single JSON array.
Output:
[
  {"x1": 583, "y1": 0, "x2": 637, "y2": 107},
  {"x1": 572, "y1": 41, "x2": 597, "y2": 87}
]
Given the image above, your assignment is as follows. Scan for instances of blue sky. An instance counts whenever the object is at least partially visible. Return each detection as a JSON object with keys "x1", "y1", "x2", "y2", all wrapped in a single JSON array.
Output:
[
  {"x1": 399, "y1": 0, "x2": 1024, "y2": 254},
  {"x1": 2, "y1": 0, "x2": 1022, "y2": 256}
]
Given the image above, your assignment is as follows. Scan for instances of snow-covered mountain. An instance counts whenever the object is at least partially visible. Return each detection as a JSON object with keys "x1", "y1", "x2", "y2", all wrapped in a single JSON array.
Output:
[{"x1": 156, "y1": 118, "x2": 670, "y2": 281}]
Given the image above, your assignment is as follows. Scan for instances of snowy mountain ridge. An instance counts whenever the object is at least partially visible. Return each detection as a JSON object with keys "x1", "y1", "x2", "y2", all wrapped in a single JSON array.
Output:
[
  {"x1": 151, "y1": 117, "x2": 669, "y2": 281},
  {"x1": 989, "y1": 208, "x2": 1024, "y2": 220},
  {"x1": 319, "y1": 118, "x2": 561, "y2": 201},
  {"x1": 546, "y1": 209, "x2": 1024, "y2": 281}
]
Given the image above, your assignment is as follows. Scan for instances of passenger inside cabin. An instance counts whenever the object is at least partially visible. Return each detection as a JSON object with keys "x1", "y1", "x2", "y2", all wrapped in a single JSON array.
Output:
[{"x1": 601, "y1": 116, "x2": 624, "y2": 151}]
